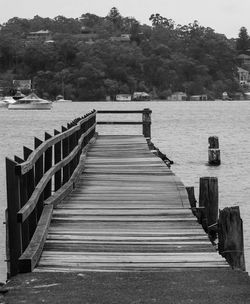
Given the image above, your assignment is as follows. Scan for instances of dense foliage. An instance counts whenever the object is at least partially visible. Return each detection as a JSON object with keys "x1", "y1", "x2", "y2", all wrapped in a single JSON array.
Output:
[{"x1": 0, "y1": 8, "x2": 243, "y2": 100}]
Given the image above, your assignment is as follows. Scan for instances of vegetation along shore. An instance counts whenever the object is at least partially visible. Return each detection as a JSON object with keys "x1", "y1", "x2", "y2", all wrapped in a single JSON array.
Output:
[{"x1": 0, "y1": 7, "x2": 250, "y2": 101}]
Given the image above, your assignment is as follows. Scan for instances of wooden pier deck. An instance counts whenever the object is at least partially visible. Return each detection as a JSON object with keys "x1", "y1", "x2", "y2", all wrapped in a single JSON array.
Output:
[
  {"x1": 3, "y1": 110, "x2": 250, "y2": 303},
  {"x1": 36, "y1": 135, "x2": 227, "y2": 272}
]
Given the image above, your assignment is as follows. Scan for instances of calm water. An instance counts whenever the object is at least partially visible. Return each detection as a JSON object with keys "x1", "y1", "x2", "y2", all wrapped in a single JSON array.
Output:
[{"x1": 0, "y1": 100, "x2": 250, "y2": 281}]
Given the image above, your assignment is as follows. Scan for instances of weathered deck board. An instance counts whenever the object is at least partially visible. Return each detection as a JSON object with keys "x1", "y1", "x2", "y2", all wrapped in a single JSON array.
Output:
[{"x1": 36, "y1": 135, "x2": 227, "y2": 272}]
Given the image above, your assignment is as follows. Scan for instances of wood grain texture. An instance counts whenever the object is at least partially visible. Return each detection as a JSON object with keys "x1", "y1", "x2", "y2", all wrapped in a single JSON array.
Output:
[{"x1": 36, "y1": 135, "x2": 227, "y2": 272}]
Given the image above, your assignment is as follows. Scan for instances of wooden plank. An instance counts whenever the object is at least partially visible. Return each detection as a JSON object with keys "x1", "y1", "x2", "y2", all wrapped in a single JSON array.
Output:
[{"x1": 35, "y1": 134, "x2": 228, "y2": 273}]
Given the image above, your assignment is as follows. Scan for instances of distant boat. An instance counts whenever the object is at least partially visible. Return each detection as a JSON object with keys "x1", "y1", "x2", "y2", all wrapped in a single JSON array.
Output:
[
  {"x1": 1, "y1": 96, "x2": 16, "y2": 105},
  {"x1": 8, "y1": 92, "x2": 52, "y2": 110},
  {"x1": 244, "y1": 92, "x2": 250, "y2": 100}
]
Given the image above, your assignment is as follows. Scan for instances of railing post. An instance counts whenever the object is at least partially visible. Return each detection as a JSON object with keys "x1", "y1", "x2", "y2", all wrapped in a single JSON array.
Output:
[
  {"x1": 23, "y1": 146, "x2": 37, "y2": 239},
  {"x1": 14, "y1": 156, "x2": 29, "y2": 252},
  {"x1": 5, "y1": 158, "x2": 22, "y2": 277},
  {"x1": 54, "y1": 130, "x2": 62, "y2": 191},
  {"x1": 142, "y1": 108, "x2": 151, "y2": 138},
  {"x1": 34, "y1": 137, "x2": 44, "y2": 220},
  {"x1": 44, "y1": 132, "x2": 52, "y2": 199},
  {"x1": 62, "y1": 126, "x2": 70, "y2": 184}
]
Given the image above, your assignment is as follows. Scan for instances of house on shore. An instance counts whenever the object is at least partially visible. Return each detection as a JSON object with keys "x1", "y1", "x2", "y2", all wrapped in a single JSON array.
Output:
[
  {"x1": 132, "y1": 92, "x2": 150, "y2": 101},
  {"x1": 190, "y1": 94, "x2": 207, "y2": 101},
  {"x1": 238, "y1": 67, "x2": 250, "y2": 86},
  {"x1": 167, "y1": 92, "x2": 187, "y2": 101},
  {"x1": 116, "y1": 94, "x2": 132, "y2": 101}
]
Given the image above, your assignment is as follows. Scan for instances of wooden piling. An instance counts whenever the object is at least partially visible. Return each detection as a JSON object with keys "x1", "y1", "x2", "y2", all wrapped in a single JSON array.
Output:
[
  {"x1": 199, "y1": 177, "x2": 218, "y2": 235},
  {"x1": 14, "y1": 156, "x2": 29, "y2": 252},
  {"x1": 218, "y1": 206, "x2": 245, "y2": 271},
  {"x1": 142, "y1": 108, "x2": 151, "y2": 138},
  {"x1": 208, "y1": 136, "x2": 221, "y2": 165},
  {"x1": 5, "y1": 158, "x2": 22, "y2": 277}
]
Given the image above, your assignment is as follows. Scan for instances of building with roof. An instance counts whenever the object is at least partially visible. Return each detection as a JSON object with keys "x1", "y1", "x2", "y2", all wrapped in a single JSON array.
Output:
[
  {"x1": 167, "y1": 92, "x2": 187, "y2": 101},
  {"x1": 238, "y1": 67, "x2": 250, "y2": 85},
  {"x1": 26, "y1": 30, "x2": 52, "y2": 43}
]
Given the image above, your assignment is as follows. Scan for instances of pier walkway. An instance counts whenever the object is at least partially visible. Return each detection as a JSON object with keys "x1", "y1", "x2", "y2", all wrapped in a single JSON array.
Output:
[
  {"x1": 37, "y1": 134, "x2": 227, "y2": 272},
  {"x1": 2, "y1": 110, "x2": 250, "y2": 303}
]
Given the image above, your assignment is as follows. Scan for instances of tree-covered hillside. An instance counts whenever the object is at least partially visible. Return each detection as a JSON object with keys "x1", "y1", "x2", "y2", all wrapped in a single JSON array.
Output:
[{"x1": 0, "y1": 8, "x2": 242, "y2": 100}]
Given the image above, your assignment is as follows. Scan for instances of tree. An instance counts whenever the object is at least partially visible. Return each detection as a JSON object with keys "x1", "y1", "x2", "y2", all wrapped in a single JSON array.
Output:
[
  {"x1": 106, "y1": 7, "x2": 122, "y2": 31},
  {"x1": 236, "y1": 27, "x2": 250, "y2": 52},
  {"x1": 149, "y1": 14, "x2": 174, "y2": 29}
]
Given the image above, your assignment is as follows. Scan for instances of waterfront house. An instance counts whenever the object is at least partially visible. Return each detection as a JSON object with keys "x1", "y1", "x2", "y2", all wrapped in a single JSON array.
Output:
[
  {"x1": 132, "y1": 92, "x2": 150, "y2": 101},
  {"x1": 116, "y1": 94, "x2": 132, "y2": 101},
  {"x1": 190, "y1": 94, "x2": 207, "y2": 101},
  {"x1": 167, "y1": 92, "x2": 187, "y2": 101},
  {"x1": 238, "y1": 67, "x2": 250, "y2": 86}
]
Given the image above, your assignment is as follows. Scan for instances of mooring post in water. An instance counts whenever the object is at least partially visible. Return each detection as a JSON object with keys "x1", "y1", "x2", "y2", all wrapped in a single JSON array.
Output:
[
  {"x1": 208, "y1": 136, "x2": 221, "y2": 165},
  {"x1": 218, "y1": 206, "x2": 245, "y2": 271},
  {"x1": 142, "y1": 108, "x2": 152, "y2": 138},
  {"x1": 199, "y1": 177, "x2": 218, "y2": 237}
]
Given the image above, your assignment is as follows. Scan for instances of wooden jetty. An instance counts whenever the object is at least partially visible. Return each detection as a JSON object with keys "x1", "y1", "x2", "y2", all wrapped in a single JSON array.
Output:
[
  {"x1": 36, "y1": 134, "x2": 227, "y2": 272},
  {"x1": 2, "y1": 109, "x2": 250, "y2": 303}
]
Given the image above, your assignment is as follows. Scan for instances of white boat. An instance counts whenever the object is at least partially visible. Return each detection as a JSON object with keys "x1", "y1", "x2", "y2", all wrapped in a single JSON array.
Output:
[
  {"x1": 244, "y1": 92, "x2": 250, "y2": 100},
  {"x1": 8, "y1": 92, "x2": 52, "y2": 110},
  {"x1": 1, "y1": 96, "x2": 16, "y2": 105}
]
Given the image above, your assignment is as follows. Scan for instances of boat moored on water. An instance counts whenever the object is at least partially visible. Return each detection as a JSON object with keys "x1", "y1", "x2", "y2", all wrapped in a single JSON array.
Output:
[
  {"x1": 244, "y1": 92, "x2": 250, "y2": 100},
  {"x1": 8, "y1": 92, "x2": 53, "y2": 110},
  {"x1": 1, "y1": 96, "x2": 16, "y2": 105}
]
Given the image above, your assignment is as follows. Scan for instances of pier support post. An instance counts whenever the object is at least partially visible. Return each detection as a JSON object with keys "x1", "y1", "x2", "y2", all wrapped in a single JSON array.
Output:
[
  {"x1": 208, "y1": 136, "x2": 221, "y2": 165},
  {"x1": 218, "y1": 206, "x2": 245, "y2": 270},
  {"x1": 199, "y1": 177, "x2": 218, "y2": 237},
  {"x1": 5, "y1": 158, "x2": 22, "y2": 277},
  {"x1": 142, "y1": 108, "x2": 152, "y2": 138}
]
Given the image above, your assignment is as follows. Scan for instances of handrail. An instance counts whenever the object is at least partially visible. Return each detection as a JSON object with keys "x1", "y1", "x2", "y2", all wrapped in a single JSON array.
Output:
[
  {"x1": 5, "y1": 109, "x2": 97, "y2": 277},
  {"x1": 5, "y1": 108, "x2": 152, "y2": 277},
  {"x1": 97, "y1": 108, "x2": 152, "y2": 138},
  {"x1": 17, "y1": 123, "x2": 96, "y2": 223},
  {"x1": 97, "y1": 110, "x2": 150, "y2": 113},
  {"x1": 16, "y1": 110, "x2": 96, "y2": 175}
]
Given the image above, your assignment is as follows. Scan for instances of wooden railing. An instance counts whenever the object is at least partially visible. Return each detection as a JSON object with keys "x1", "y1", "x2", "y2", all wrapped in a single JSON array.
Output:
[
  {"x1": 97, "y1": 108, "x2": 152, "y2": 138},
  {"x1": 5, "y1": 110, "x2": 97, "y2": 277}
]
